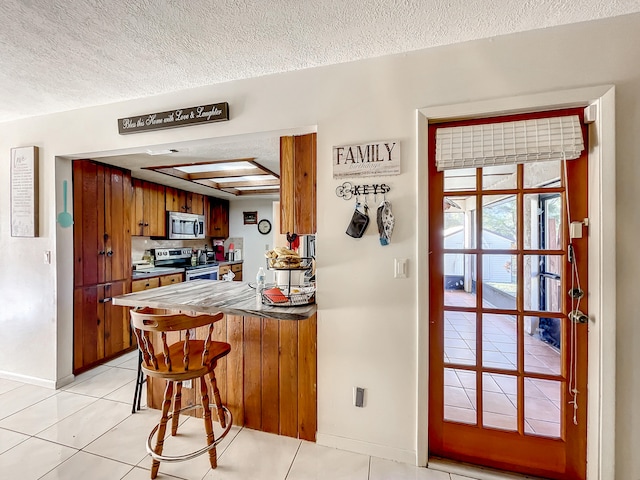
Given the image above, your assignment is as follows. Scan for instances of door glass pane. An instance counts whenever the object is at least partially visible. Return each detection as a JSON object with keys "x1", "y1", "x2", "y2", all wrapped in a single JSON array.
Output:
[
  {"x1": 445, "y1": 254, "x2": 476, "y2": 307},
  {"x1": 482, "y1": 165, "x2": 517, "y2": 190},
  {"x1": 524, "y1": 255, "x2": 562, "y2": 313},
  {"x1": 444, "y1": 196, "x2": 476, "y2": 249},
  {"x1": 444, "y1": 168, "x2": 476, "y2": 192},
  {"x1": 483, "y1": 373, "x2": 517, "y2": 431},
  {"x1": 482, "y1": 254, "x2": 517, "y2": 310},
  {"x1": 524, "y1": 315, "x2": 562, "y2": 375},
  {"x1": 482, "y1": 314, "x2": 517, "y2": 370},
  {"x1": 524, "y1": 160, "x2": 561, "y2": 189},
  {"x1": 524, "y1": 194, "x2": 563, "y2": 249},
  {"x1": 524, "y1": 379, "x2": 561, "y2": 438},
  {"x1": 444, "y1": 368, "x2": 476, "y2": 424},
  {"x1": 481, "y1": 195, "x2": 517, "y2": 250},
  {"x1": 444, "y1": 311, "x2": 476, "y2": 366}
]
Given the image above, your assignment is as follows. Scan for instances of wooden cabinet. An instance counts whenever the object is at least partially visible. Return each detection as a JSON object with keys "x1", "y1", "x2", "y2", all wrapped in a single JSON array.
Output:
[
  {"x1": 73, "y1": 281, "x2": 131, "y2": 370},
  {"x1": 166, "y1": 187, "x2": 204, "y2": 214},
  {"x1": 132, "y1": 277, "x2": 160, "y2": 292},
  {"x1": 160, "y1": 273, "x2": 183, "y2": 286},
  {"x1": 73, "y1": 160, "x2": 133, "y2": 372},
  {"x1": 219, "y1": 263, "x2": 242, "y2": 281},
  {"x1": 231, "y1": 263, "x2": 243, "y2": 281},
  {"x1": 132, "y1": 272, "x2": 183, "y2": 293},
  {"x1": 190, "y1": 192, "x2": 204, "y2": 215},
  {"x1": 73, "y1": 160, "x2": 131, "y2": 286},
  {"x1": 280, "y1": 133, "x2": 316, "y2": 235},
  {"x1": 206, "y1": 196, "x2": 229, "y2": 238},
  {"x1": 131, "y1": 179, "x2": 165, "y2": 237}
]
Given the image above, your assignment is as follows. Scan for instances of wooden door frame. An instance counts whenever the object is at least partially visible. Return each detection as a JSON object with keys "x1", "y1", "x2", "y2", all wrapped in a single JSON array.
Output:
[{"x1": 416, "y1": 85, "x2": 616, "y2": 480}]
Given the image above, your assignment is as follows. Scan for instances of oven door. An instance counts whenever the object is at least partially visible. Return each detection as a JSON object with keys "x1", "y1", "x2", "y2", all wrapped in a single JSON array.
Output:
[{"x1": 186, "y1": 267, "x2": 219, "y2": 281}]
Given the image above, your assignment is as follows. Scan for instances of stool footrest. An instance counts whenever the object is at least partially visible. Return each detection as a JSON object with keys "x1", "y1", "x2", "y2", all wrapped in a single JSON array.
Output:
[{"x1": 146, "y1": 404, "x2": 232, "y2": 463}]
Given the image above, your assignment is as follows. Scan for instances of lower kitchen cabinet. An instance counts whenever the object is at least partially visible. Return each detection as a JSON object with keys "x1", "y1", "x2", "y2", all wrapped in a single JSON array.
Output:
[
  {"x1": 160, "y1": 273, "x2": 183, "y2": 286},
  {"x1": 73, "y1": 280, "x2": 132, "y2": 372},
  {"x1": 132, "y1": 277, "x2": 160, "y2": 292},
  {"x1": 132, "y1": 272, "x2": 183, "y2": 293},
  {"x1": 220, "y1": 263, "x2": 243, "y2": 281},
  {"x1": 231, "y1": 263, "x2": 243, "y2": 281}
]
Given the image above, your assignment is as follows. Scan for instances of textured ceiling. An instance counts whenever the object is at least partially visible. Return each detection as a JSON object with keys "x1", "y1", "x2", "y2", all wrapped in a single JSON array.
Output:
[
  {"x1": 2, "y1": 0, "x2": 640, "y2": 124},
  {"x1": 3, "y1": 1, "x2": 640, "y2": 198}
]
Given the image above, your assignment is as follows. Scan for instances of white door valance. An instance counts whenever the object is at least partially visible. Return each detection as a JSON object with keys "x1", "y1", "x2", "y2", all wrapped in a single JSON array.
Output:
[{"x1": 435, "y1": 115, "x2": 584, "y2": 171}]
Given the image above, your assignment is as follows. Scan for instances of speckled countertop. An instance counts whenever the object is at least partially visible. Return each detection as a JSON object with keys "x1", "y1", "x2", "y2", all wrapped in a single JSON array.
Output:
[{"x1": 113, "y1": 279, "x2": 315, "y2": 321}]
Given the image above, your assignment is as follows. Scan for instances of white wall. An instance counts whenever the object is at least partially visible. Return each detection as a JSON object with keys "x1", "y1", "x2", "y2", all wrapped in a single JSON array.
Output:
[
  {"x1": 1, "y1": 13, "x2": 640, "y2": 478},
  {"x1": 228, "y1": 198, "x2": 275, "y2": 283}
]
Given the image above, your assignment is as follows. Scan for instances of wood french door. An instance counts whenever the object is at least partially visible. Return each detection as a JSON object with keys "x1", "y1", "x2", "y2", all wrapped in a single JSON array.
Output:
[{"x1": 428, "y1": 110, "x2": 589, "y2": 479}]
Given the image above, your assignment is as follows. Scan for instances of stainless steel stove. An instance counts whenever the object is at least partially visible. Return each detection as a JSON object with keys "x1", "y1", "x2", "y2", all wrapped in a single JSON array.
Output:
[{"x1": 152, "y1": 248, "x2": 219, "y2": 281}]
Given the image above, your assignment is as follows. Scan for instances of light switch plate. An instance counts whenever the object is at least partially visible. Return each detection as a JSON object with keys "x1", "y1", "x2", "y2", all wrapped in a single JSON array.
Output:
[{"x1": 394, "y1": 258, "x2": 408, "y2": 278}]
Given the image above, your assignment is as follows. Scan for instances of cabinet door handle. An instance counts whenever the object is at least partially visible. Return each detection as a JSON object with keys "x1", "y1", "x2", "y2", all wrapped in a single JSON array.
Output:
[
  {"x1": 99, "y1": 297, "x2": 112, "y2": 303},
  {"x1": 99, "y1": 250, "x2": 105, "y2": 255},
  {"x1": 138, "y1": 221, "x2": 144, "y2": 226},
  {"x1": 144, "y1": 222, "x2": 149, "y2": 227},
  {"x1": 107, "y1": 250, "x2": 114, "y2": 257}
]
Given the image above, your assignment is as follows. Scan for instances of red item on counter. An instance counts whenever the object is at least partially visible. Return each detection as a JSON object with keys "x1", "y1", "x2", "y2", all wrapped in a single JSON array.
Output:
[
  {"x1": 290, "y1": 236, "x2": 300, "y2": 251},
  {"x1": 263, "y1": 287, "x2": 288, "y2": 303}
]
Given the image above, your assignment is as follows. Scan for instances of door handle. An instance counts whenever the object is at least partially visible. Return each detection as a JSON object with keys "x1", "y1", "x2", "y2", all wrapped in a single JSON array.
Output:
[
  {"x1": 99, "y1": 250, "x2": 105, "y2": 255},
  {"x1": 107, "y1": 250, "x2": 114, "y2": 257},
  {"x1": 99, "y1": 297, "x2": 112, "y2": 303}
]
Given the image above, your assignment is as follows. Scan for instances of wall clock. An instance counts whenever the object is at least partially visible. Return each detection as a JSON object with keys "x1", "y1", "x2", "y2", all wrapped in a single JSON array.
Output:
[{"x1": 258, "y1": 219, "x2": 272, "y2": 235}]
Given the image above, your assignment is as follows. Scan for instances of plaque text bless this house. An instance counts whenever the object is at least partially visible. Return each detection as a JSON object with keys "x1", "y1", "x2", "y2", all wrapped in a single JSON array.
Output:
[
  {"x1": 333, "y1": 141, "x2": 400, "y2": 178},
  {"x1": 118, "y1": 102, "x2": 229, "y2": 134}
]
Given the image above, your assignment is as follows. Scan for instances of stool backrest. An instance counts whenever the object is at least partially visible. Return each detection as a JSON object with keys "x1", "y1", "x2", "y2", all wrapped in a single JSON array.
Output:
[{"x1": 130, "y1": 307, "x2": 224, "y2": 373}]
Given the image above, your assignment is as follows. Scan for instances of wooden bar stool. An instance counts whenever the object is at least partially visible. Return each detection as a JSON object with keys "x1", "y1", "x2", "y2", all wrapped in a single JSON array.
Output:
[{"x1": 130, "y1": 307, "x2": 232, "y2": 479}]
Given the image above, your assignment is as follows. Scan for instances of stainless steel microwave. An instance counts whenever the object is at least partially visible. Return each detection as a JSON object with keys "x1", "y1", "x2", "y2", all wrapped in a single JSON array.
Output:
[{"x1": 167, "y1": 211, "x2": 205, "y2": 239}]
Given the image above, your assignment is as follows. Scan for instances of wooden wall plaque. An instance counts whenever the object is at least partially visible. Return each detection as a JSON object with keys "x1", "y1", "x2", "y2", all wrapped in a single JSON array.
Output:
[{"x1": 118, "y1": 102, "x2": 229, "y2": 134}]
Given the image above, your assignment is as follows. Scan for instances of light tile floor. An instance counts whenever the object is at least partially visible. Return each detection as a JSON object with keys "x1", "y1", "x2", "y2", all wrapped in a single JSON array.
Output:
[{"x1": 0, "y1": 350, "x2": 528, "y2": 480}]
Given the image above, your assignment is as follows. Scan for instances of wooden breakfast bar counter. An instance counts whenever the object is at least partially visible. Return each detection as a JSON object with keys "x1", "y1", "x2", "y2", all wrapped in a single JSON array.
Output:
[{"x1": 113, "y1": 280, "x2": 317, "y2": 441}]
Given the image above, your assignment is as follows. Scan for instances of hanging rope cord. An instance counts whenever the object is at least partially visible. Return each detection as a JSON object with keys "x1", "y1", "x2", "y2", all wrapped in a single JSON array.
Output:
[{"x1": 562, "y1": 152, "x2": 582, "y2": 425}]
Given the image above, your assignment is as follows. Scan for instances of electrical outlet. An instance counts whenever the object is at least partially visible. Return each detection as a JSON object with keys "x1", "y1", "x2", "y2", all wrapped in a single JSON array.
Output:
[
  {"x1": 183, "y1": 379, "x2": 192, "y2": 389},
  {"x1": 353, "y1": 387, "x2": 365, "y2": 407}
]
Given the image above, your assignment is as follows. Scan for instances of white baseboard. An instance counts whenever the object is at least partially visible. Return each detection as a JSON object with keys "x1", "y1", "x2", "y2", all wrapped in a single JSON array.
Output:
[
  {"x1": 55, "y1": 374, "x2": 75, "y2": 389},
  {"x1": 0, "y1": 370, "x2": 59, "y2": 389},
  {"x1": 316, "y1": 432, "x2": 416, "y2": 465}
]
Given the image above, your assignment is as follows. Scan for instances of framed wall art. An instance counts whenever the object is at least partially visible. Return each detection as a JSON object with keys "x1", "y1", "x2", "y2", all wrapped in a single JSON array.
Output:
[
  {"x1": 243, "y1": 211, "x2": 257, "y2": 224},
  {"x1": 10, "y1": 146, "x2": 39, "y2": 237}
]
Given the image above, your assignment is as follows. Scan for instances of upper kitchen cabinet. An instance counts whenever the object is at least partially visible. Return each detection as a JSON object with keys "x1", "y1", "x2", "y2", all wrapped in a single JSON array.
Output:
[
  {"x1": 166, "y1": 186, "x2": 204, "y2": 215},
  {"x1": 206, "y1": 196, "x2": 229, "y2": 238},
  {"x1": 280, "y1": 133, "x2": 316, "y2": 235},
  {"x1": 73, "y1": 160, "x2": 131, "y2": 286},
  {"x1": 130, "y1": 179, "x2": 165, "y2": 237}
]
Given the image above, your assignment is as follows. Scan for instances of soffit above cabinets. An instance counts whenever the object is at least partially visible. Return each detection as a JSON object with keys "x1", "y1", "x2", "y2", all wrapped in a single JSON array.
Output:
[{"x1": 145, "y1": 158, "x2": 280, "y2": 196}]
